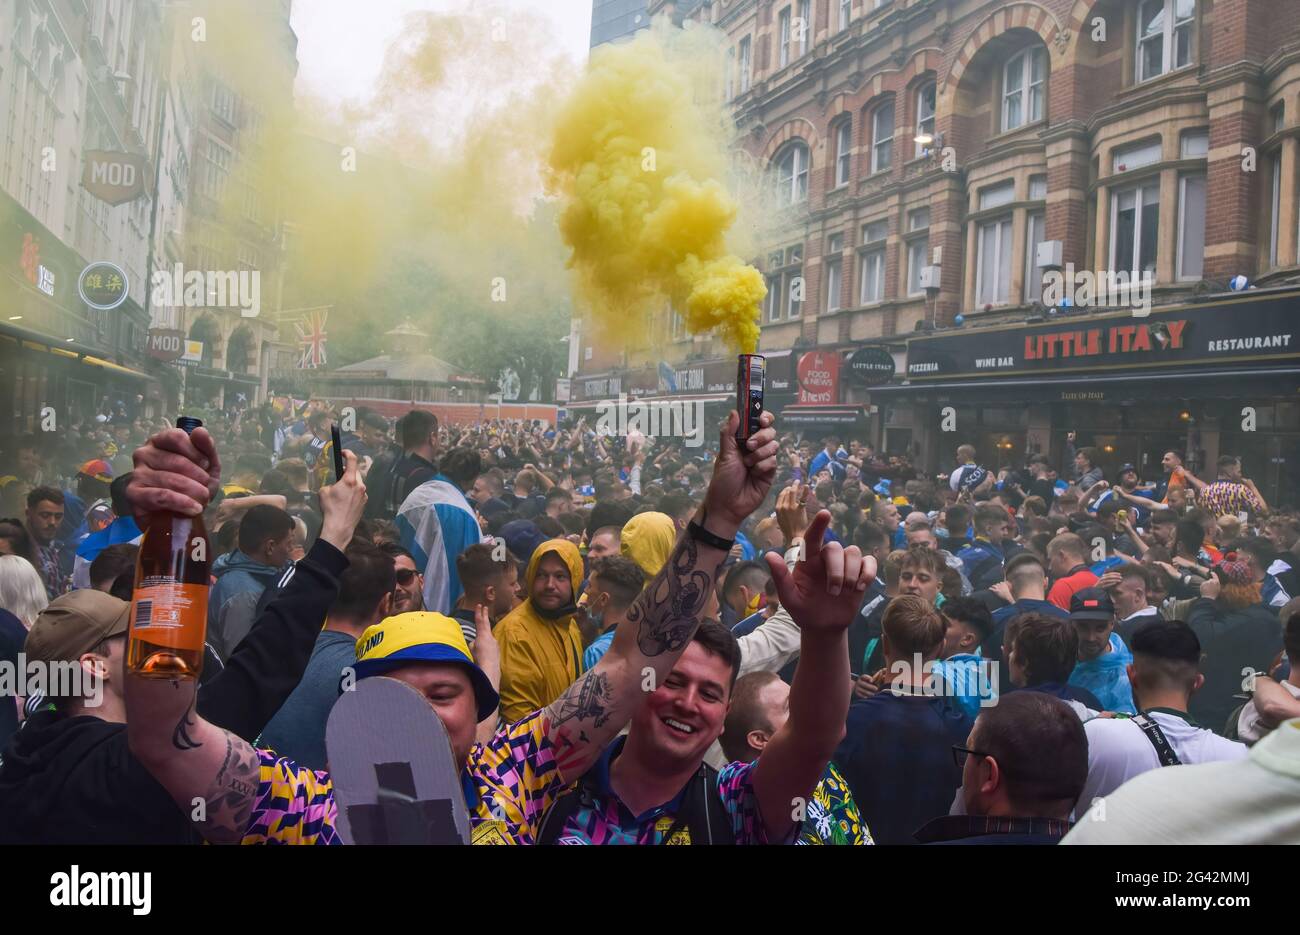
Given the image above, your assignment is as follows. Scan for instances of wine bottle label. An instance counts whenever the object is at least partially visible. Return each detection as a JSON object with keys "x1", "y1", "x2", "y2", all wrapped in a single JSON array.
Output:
[{"x1": 130, "y1": 583, "x2": 207, "y2": 632}]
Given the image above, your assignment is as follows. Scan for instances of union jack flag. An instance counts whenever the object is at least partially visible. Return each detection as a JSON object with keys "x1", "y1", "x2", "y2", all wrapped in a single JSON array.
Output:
[{"x1": 295, "y1": 308, "x2": 328, "y2": 369}]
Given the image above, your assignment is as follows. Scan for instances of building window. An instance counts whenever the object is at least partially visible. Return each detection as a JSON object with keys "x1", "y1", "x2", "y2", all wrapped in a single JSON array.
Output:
[
  {"x1": 725, "y1": 47, "x2": 735, "y2": 101},
  {"x1": 779, "y1": 7, "x2": 792, "y2": 68},
  {"x1": 860, "y1": 221, "x2": 888, "y2": 304},
  {"x1": 766, "y1": 247, "x2": 804, "y2": 320},
  {"x1": 839, "y1": 0, "x2": 851, "y2": 31},
  {"x1": 825, "y1": 233, "x2": 843, "y2": 312},
  {"x1": 787, "y1": 245, "x2": 804, "y2": 318},
  {"x1": 976, "y1": 216, "x2": 1014, "y2": 305},
  {"x1": 906, "y1": 209, "x2": 930, "y2": 296},
  {"x1": 835, "y1": 121, "x2": 852, "y2": 187},
  {"x1": 1270, "y1": 154, "x2": 1282, "y2": 267},
  {"x1": 872, "y1": 101, "x2": 895, "y2": 173},
  {"x1": 203, "y1": 138, "x2": 231, "y2": 199},
  {"x1": 1137, "y1": 0, "x2": 1195, "y2": 83},
  {"x1": 1025, "y1": 211, "x2": 1047, "y2": 303},
  {"x1": 739, "y1": 37, "x2": 752, "y2": 92},
  {"x1": 212, "y1": 79, "x2": 236, "y2": 124},
  {"x1": 1111, "y1": 180, "x2": 1161, "y2": 277},
  {"x1": 978, "y1": 180, "x2": 1015, "y2": 211},
  {"x1": 765, "y1": 272, "x2": 783, "y2": 322},
  {"x1": 797, "y1": 0, "x2": 811, "y2": 57},
  {"x1": 1272, "y1": 102, "x2": 1286, "y2": 134},
  {"x1": 1113, "y1": 137, "x2": 1163, "y2": 173},
  {"x1": 775, "y1": 143, "x2": 810, "y2": 206},
  {"x1": 907, "y1": 241, "x2": 929, "y2": 296},
  {"x1": 915, "y1": 83, "x2": 936, "y2": 158},
  {"x1": 1003, "y1": 47, "x2": 1045, "y2": 132},
  {"x1": 1177, "y1": 173, "x2": 1206, "y2": 280}
]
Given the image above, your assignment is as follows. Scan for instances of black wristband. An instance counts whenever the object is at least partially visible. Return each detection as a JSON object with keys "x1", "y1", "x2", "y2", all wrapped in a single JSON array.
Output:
[{"x1": 688, "y1": 520, "x2": 734, "y2": 552}]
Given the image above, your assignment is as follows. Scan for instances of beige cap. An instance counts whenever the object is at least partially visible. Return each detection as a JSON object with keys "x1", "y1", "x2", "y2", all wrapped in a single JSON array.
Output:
[{"x1": 25, "y1": 589, "x2": 130, "y2": 664}]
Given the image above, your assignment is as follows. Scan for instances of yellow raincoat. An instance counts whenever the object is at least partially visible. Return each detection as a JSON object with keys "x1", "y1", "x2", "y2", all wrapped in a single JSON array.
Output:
[
  {"x1": 620, "y1": 511, "x2": 676, "y2": 580},
  {"x1": 496, "y1": 539, "x2": 585, "y2": 723}
]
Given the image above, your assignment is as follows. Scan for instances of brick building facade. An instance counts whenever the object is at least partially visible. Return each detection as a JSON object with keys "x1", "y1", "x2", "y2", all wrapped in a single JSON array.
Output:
[{"x1": 573, "y1": 0, "x2": 1300, "y2": 504}]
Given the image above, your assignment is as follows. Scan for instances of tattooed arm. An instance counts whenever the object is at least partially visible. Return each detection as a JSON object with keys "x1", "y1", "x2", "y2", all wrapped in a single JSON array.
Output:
[
  {"x1": 125, "y1": 673, "x2": 261, "y2": 844},
  {"x1": 542, "y1": 411, "x2": 779, "y2": 782}
]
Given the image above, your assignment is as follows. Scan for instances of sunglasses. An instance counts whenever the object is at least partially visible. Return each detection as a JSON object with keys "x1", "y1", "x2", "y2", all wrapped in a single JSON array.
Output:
[
  {"x1": 951, "y1": 745, "x2": 992, "y2": 769},
  {"x1": 395, "y1": 568, "x2": 418, "y2": 586}
]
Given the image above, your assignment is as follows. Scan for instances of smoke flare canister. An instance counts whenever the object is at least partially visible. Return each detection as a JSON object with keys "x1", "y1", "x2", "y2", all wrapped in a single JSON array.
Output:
[{"x1": 736, "y1": 354, "x2": 765, "y2": 442}]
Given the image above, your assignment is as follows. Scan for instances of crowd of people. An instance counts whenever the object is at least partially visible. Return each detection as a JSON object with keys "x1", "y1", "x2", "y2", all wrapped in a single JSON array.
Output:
[{"x1": 0, "y1": 394, "x2": 1297, "y2": 845}]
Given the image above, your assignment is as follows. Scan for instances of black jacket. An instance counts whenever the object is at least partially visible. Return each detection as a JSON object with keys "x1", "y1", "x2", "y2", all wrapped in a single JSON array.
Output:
[
  {"x1": 0, "y1": 539, "x2": 348, "y2": 844},
  {"x1": 1185, "y1": 598, "x2": 1282, "y2": 735}
]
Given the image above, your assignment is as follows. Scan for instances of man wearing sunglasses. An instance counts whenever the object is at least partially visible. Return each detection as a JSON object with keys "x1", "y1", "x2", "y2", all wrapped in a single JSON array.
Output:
[
  {"x1": 381, "y1": 542, "x2": 426, "y2": 614},
  {"x1": 915, "y1": 692, "x2": 1087, "y2": 845}
]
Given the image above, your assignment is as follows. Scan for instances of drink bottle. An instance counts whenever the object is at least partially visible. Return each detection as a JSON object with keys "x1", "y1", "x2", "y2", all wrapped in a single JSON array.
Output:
[{"x1": 127, "y1": 416, "x2": 211, "y2": 679}]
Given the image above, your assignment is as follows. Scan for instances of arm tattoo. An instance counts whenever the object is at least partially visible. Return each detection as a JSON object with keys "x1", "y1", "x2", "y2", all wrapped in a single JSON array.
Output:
[
  {"x1": 198, "y1": 733, "x2": 260, "y2": 845},
  {"x1": 172, "y1": 695, "x2": 203, "y2": 751},
  {"x1": 548, "y1": 670, "x2": 613, "y2": 730},
  {"x1": 626, "y1": 536, "x2": 711, "y2": 657}
]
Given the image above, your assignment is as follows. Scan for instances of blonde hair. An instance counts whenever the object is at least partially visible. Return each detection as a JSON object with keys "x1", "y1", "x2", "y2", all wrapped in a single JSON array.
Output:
[{"x1": 0, "y1": 554, "x2": 49, "y2": 627}]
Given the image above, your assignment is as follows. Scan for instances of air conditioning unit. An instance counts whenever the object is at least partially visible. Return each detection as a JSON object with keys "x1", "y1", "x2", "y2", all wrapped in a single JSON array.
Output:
[
  {"x1": 1036, "y1": 240, "x2": 1064, "y2": 270},
  {"x1": 918, "y1": 265, "x2": 941, "y2": 291}
]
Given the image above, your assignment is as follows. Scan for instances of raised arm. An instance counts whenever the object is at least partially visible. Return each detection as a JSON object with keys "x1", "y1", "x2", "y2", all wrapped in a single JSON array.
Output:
[
  {"x1": 754, "y1": 510, "x2": 873, "y2": 841},
  {"x1": 125, "y1": 673, "x2": 261, "y2": 844},
  {"x1": 541, "y1": 411, "x2": 778, "y2": 781}
]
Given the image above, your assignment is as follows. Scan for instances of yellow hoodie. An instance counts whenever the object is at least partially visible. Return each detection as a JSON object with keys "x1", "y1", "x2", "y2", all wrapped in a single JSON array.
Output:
[
  {"x1": 620, "y1": 511, "x2": 676, "y2": 580},
  {"x1": 495, "y1": 538, "x2": 585, "y2": 723}
]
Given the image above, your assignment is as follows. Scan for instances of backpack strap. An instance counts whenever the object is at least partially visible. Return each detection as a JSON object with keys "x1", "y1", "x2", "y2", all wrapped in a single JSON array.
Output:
[
  {"x1": 659, "y1": 762, "x2": 735, "y2": 846},
  {"x1": 536, "y1": 761, "x2": 737, "y2": 845},
  {"x1": 1131, "y1": 714, "x2": 1181, "y2": 767}
]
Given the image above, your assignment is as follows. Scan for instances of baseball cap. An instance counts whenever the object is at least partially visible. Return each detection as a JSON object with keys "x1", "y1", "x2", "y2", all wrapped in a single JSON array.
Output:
[
  {"x1": 1117, "y1": 463, "x2": 1138, "y2": 478},
  {"x1": 353, "y1": 612, "x2": 499, "y2": 721},
  {"x1": 78, "y1": 459, "x2": 114, "y2": 483},
  {"x1": 25, "y1": 590, "x2": 130, "y2": 665},
  {"x1": 1068, "y1": 587, "x2": 1115, "y2": 622}
]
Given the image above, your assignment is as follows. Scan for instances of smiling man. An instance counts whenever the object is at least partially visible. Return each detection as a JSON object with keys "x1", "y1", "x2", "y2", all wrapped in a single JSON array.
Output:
[{"x1": 118, "y1": 411, "x2": 874, "y2": 846}]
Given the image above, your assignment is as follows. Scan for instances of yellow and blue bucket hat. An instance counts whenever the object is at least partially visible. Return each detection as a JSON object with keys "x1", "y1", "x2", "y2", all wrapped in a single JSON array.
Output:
[{"x1": 354, "y1": 612, "x2": 499, "y2": 721}]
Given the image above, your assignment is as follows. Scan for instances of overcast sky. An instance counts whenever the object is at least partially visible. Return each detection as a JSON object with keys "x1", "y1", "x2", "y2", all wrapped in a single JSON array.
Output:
[{"x1": 291, "y1": 0, "x2": 594, "y2": 105}]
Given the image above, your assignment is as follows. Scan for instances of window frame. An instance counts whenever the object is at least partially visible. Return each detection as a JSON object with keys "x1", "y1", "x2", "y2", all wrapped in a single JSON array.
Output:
[
  {"x1": 1109, "y1": 178, "x2": 1162, "y2": 277},
  {"x1": 779, "y1": 7, "x2": 792, "y2": 68},
  {"x1": 1136, "y1": 0, "x2": 1196, "y2": 84},
  {"x1": 872, "y1": 101, "x2": 895, "y2": 174},
  {"x1": 1025, "y1": 210, "x2": 1047, "y2": 303},
  {"x1": 825, "y1": 233, "x2": 844, "y2": 312},
  {"x1": 835, "y1": 120, "x2": 852, "y2": 188},
  {"x1": 1002, "y1": 47, "x2": 1045, "y2": 132},
  {"x1": 775, "y1": 142, "x2": 810, "y2": 206},
  {"x1": 1176, "y1": 171, "x2": 1206, "y2": 281},
  {"x1": 915, "y1": 82, "x2": 937, "y2": 158},
  {"x1": 975, "y1": 215, "x2": 1014, "y2": 306},
  {"x1": 739, "y1": 37, "x2": 752, "y2": 93}
]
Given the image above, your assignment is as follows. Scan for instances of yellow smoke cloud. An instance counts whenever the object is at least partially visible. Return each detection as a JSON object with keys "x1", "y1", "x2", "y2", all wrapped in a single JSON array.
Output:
[{"x1": 547, "y1": 23, "x2": 765, "y2": 354}]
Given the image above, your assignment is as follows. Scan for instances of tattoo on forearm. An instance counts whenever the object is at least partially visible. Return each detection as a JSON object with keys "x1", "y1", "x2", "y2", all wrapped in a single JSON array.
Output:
[
  {"x1": 548, "y1": 670, "x2": 613, "y2": 730},
  {"x1": 172, "y1": 696, "x2": 203, "y2": 751},
  {"x1": 199, "y1": 733, "x2": 260, "y2": 844},
  {"x1": 626, "y1": 536, "x2": 711, "y2": 657}
]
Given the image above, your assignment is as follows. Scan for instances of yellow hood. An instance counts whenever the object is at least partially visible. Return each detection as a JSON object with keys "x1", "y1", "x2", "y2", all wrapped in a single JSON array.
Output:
[{"x1": 620, "y1": 511, "x2": 676, "y2": 580}]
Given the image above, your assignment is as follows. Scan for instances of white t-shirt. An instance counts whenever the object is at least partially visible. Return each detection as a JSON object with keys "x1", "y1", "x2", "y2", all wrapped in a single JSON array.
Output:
[
  {"x1": 1064, "y1": 717, "x2": 1300, "y2": 844},
  {"x1": 1075, "y1": 709, "x2": 1248, "y2": 819}
]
